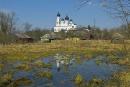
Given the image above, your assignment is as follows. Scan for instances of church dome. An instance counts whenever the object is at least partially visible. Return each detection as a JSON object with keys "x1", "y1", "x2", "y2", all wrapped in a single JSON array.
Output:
[
  {"x1": 65, "y1": 16, "x2": 69, "y2": 20},
  {"x1": 70, "y1": 19, "x2": 73, "y2": 21},
  {"x1": 57, "y1": 12, "x2": 60, "y2": 17},
  {"x1": 61, "y1": 18, "x2": 64, "y2": 21}
]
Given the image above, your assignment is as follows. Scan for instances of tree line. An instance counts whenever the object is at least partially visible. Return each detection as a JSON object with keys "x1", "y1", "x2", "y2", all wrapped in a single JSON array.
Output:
[
  {"x1": 80, "y1": 0, "x2": 130, "y2": 38},
  {"x1": 0, "y1": 10, "x2": 129, "y2": 44}
]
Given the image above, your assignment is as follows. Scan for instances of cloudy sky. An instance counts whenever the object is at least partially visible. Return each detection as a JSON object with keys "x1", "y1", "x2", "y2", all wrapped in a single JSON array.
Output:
[{"x1": 0, "y1": 0, "x2": 122, "y2": 29}]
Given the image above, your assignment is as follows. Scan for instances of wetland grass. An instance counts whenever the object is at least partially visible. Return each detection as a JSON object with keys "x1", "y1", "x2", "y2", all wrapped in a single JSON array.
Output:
[
  {"x1": 0, "y1": 73, "x2": 13, "y2": 87},
  {"x1": 15, "y1": 63, "x2": 31, "y2": 71},
  {"x1": 36, "y1": 71, "x2": 53, "y2": 79},
  {"x1": 0, "y1": 40, "x2": 130, "y2": 87},
  {"x1": 0, "y1": 64, "x2": 3, "y2": 71},
  {"x1": 86, "y1": 77, "x2": 103, "y2": 87},
  {"x1": 103, "y1": 71, "x2": 130, "y2": 87},
  {"x1": 1, "y1": 40, "x2": 130, "y2": 62},
  {"x1": 10, "y1": 77, "x2": 32, "y2": 87},
  {"x1": 74, "y1": 73, "x2": 84, "y2": 85},
  {"x1": 34, "y1": 60, "x2": 52, "y2": 68}
]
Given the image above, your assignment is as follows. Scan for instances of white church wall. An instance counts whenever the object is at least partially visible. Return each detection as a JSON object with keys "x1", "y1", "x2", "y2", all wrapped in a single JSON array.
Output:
[{"x1": 54, "y1": 13, "x2": 77, "y2": 32}]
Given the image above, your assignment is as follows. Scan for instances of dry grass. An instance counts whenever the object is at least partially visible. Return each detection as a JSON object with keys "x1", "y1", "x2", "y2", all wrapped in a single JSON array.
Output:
[
  {"x1": 0, "y1": 40, "x2": 130, "y2": 87},
  {"x1": 0, "y1": 40, "x2": 130, "y2": 61}
]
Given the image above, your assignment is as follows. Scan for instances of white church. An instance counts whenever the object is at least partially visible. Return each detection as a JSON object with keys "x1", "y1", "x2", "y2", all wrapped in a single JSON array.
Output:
[{"x1": 54, "y1": 12, "x2": 77, "y2": 32}]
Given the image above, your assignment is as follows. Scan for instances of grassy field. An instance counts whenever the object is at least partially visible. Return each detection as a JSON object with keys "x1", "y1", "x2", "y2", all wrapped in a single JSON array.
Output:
[
  {"x1": 0, "y1": 40, "x2": 130, "y2": 87},
  {"x1": 0, "y1": 40, "x2": 130, "y2": 61}
]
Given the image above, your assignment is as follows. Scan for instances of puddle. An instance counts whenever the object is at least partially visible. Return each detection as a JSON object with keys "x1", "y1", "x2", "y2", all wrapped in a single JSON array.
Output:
[{"x1": 0, "y1": 54, "x2": 127, "y2": 87}]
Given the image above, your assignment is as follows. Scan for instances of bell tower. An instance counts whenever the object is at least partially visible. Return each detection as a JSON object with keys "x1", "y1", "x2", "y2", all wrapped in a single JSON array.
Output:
[{"x1": 56, "y1": 12, "x2": 61, "y2": 26}]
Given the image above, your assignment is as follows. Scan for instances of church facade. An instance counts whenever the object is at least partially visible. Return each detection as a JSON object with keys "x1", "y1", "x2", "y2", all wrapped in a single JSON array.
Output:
[{"x1": 54, "y1": 12, "x2": 77, "y2": 32}]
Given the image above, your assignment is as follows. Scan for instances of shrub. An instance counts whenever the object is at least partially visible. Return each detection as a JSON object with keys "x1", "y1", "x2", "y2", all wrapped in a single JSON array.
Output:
[{"x1": 74, "y1": 73, "x2": 84, "y2": 85}]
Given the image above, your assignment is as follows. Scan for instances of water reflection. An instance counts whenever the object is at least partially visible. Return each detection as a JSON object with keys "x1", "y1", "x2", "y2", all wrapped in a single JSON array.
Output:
[
  {"x1": 0, "y1": 54, "x2": 127, "y2": 87},
  {"x1": 55, "y1": 53, "x2": 76, "y2": 72}
]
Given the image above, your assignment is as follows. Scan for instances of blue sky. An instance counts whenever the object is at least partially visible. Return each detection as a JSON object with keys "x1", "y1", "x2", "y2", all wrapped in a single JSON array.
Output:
[{"x1": 0, "y1": 0, "x2": 122, "y2": 29}]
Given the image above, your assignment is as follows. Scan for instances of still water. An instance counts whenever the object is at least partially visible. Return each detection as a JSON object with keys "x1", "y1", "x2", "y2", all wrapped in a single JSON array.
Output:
[{"x1": 6, "y1": 54, "x2": 127, "y2": 87}]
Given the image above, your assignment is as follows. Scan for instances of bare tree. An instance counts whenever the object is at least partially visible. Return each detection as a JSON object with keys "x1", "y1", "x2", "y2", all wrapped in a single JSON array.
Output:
[
  {"x1": 0, "y1": 11, "x2": 16, "y2": 34},
  {"x1": 102, "y1": 0, "x2": 130, "y2": 34},
  {"x1": 23, "y1": 22, "x2": 32, "y2": 32},
  {"x1": 78, "y1": 0, "x2": 91, "y2": 9},
  {"x1": 8, "y1": 12, "x2": 16, "y2": 33},
  {"x1": 79, "y1": 0, "x2": 130, "y2": 38}
]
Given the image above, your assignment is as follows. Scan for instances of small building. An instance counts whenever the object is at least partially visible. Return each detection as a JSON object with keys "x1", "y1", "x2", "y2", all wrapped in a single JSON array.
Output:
[
  {"x1": 15, "y1": 33, "x2": 33, "y2": 43},
  {"x1": 40, "y1": 34, "x2": 51, "y2": 43},
  {"x1": 111, "y1": 33, "x2": 124, "y2": 44},
  {"x1": 50, "y1": 32, "x2": 57, "y2": 40}
]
